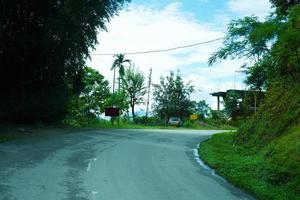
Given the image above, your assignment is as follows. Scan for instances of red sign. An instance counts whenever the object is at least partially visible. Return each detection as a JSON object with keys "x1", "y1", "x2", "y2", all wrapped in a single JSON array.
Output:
[{"x1": 105, "y1": 107, "x2": 120, "y2": 117}]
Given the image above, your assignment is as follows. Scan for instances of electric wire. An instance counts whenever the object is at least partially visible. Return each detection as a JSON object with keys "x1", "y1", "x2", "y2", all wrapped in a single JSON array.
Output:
[{"x1": 91, "y1": 37, "x2": 224, "y2": 56}]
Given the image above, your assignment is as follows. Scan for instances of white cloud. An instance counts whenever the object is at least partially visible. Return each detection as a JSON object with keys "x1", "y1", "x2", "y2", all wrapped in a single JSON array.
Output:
[
  {"x1": 86, "y1": 2, "x2": 247, "y2": 111},
  {"x1": 227, "y1": 0, "x2": 273, "y2": 19}
]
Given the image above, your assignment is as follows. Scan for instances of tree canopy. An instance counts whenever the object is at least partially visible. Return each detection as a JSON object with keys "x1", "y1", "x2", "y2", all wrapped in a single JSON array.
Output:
[
  {"x1": 152, "y1": 71, "x2": 194, "y2": 122},
  {"x1": 0, "y1": 0, "x2": 129, "y2": 122},
  {"x1": 122, "y1": 66, "x2": 147, "y2": 120},
  {"x1": 224, "y1": 91, "x2": 241, "y2": 120},
  {"x1": 111, "y1": 54, "x2": 131, "y2": 93},
  {"x1": 209, "y1": 3, "x2": 300, "y2": 90},
  {"x1": 66, "y1": 67, "x2": 110, "y2": 124},
  {"x1": 190, "y1": 100, "x2": 211, "y2": 120},
  {"x1": 270, "y1": 0, "x2": 300, "y2": 15}
]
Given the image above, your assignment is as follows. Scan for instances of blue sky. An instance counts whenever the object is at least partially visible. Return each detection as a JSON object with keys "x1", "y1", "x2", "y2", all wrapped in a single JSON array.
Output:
[
  {"x1": 132, "y1": 0, "x2": 228, "y2": 22},
  {"x1": 86, "y1": 0, "x2": 273, "y2": 111}
]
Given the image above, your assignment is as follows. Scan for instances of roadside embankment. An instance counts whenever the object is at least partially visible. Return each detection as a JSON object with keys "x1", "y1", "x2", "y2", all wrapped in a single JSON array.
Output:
[{"x1": 199, "y1": 131, "x2": 300, "y2": 200}]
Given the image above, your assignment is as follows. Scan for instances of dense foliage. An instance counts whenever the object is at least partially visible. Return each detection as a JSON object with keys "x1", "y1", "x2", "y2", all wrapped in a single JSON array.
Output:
[
  {"x1": 122, "y1": 66, "x2": 147, "y2": 119},
  {"x1": 152, "y1": 71, "x2": 194, "y2": 122},
  {"x1": 190, "y1": 100, "x2": 211, "y2": 120},
  {"x1": 209, "y1": 2, "x2": 300, "y2": 132},
  {"x1": 209, "y1": 3, "x2": 300, "y2": 90},
  {"x1": 65, "y1": 67, "x2": 110, "y2": 125},
  {"x1": 223, "y1": 91, "x2": 241, "y2": 120},
  {"x1": 237, "y1": 82, "x2": 300, "y2": 145},
  {"x1": 104, "y1": 90, "x2": 129, "y2": 116},
  {"x1": 0, "y1": 0, "x2": 129, "y2": 122},
  {"x1": 205, "y1": 1, "x2": 300, "y2": 198}
]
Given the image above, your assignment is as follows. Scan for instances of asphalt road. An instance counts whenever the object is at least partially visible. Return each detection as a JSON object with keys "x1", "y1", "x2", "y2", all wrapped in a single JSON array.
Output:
[{"x1": 0, "y1": 129, "x2": 255, "y2": 200}]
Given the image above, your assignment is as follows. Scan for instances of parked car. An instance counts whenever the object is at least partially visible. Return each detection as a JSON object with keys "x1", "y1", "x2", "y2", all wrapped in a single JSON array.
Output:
[{"x1": 168, "y1": 117, "x2": 182, "y2": 127}]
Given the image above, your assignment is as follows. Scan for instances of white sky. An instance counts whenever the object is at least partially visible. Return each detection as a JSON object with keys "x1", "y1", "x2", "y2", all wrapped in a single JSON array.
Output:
[{"x1": 86, "y1": 0, "x2": 273, "y2": 113}]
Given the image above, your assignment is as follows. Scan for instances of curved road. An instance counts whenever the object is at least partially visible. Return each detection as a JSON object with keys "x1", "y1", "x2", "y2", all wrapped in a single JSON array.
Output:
[{"x1": 0, "y1": 129, "x2": 255, "y2": 200}]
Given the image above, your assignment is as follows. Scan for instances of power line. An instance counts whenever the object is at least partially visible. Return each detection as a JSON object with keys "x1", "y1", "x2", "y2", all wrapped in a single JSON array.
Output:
[{"x1": 91, "y1": 37, "x2": 224, "y2": 56}]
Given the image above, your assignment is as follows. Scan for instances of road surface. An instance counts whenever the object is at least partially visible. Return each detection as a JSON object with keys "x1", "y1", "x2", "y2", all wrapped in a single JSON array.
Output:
[{"x1": 0, "y1": 129, "x2": 255, "y2": 200}]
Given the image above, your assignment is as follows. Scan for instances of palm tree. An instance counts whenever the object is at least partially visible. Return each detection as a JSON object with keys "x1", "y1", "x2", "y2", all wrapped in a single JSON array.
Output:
[{"x1": 111, "y1": 54, "x2": 131, "y2": 94}]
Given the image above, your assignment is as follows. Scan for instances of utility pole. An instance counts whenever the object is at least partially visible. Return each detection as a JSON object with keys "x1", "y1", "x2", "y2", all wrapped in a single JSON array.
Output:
[
  {"x1": 112, "y1": 67, "x2": 116, "y2": 94},
  {"x1": 146, "y1": 68, "x2": 152, "y2": 117}
]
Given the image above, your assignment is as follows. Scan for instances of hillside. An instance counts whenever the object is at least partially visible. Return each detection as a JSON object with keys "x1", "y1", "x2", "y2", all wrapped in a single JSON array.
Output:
[{"x1": 200, "y1": 82, "x2": 300, "y2": 200}]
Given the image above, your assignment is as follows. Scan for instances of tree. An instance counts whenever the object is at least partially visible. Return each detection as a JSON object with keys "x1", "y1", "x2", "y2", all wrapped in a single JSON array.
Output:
[
  {"x1": 207, "y1": 15, "x2": 277, "y2": 91},
  {"x1": 81, "y1": 67, "x2": 110, "y2": 119},
  {"x1": 270, "y1": 0, "x2": 300, "y2": 15},
  {"x1": 270, "y1": 6, "x2": 300, "y2": 80},
  {"x1": 111, "y1": 54, "x2": 131, "y2": 94},
  {"x1": 191, "y1": 100, "x2": 211, "y2": 120},
  {"x1": 66, "y1": 67, "x2": 110, "y2": 123},
  {"x1": 244, "y1": 59, "x2": 269, "y2": 91},
  {"x1": 208, "y1": 16, "x2": 273, "y2": 66},
  {"x1": 0, "y1": 0, "x2": 129, "y2": 122},
  {"x1": 208, "y1": 4, "x2": 300, "y2": 88},
  {"x1": 104, "y1": 90, "x2": 129, "y2": 117},
  {"x1": 153, "y1": 71, "x2": 194, "y2": 123},
  {"x1": 122, "y1": 66, "x2": 147, "y2": 120},
  {"x1": 224, "y1": 91, "x2": 242, "y2": 120}
]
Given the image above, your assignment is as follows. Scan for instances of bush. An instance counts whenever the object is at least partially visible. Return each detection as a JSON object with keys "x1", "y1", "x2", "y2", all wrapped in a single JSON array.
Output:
[
  {"x1": 206, "y1": 110, "x2": 228, "y2": 125},
  {"x1": 133, "y1": 116, "x2": 164, "y2": 126},
  {"x1": 237, "y1": 81, "x2": 300, "y2": 145}
]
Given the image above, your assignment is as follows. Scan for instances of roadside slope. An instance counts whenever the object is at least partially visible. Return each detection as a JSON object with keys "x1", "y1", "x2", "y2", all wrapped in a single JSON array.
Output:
[
  {"x1": 199, "y1": 131, "x2": 300, "y2": 200},
  {"x1": 199, "y1": 83, "x2": 300, "y2": 200}
]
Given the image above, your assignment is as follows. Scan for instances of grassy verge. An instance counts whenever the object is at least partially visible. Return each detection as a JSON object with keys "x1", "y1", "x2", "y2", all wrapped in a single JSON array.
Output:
[
  {"x1": 199, "y1": 132, "x2": 300, "y2": 200},
  {"x1": 82, "y1": 122, "x2": 229, "y2": 130},
  {"x1": 82, "y1": 121, "x2": 168, "y2": 129}
]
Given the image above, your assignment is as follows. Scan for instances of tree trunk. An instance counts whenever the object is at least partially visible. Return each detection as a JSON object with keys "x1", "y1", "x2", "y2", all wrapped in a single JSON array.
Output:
[
  {"x1": 165, "y1": 114, "x2": 167, "y2": 127},
  {"x1": 131, "y1": 103, "x2": 135, "y2": 121}
]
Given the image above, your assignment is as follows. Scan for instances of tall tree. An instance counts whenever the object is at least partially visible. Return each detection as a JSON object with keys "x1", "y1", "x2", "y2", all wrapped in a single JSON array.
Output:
[
  {"x1": 208, "y1": 16, "x2": 273, "y2": 66},
  {"x1": 66, "y1": 67, "x2": 110, "y2": 123},
  {"x1": 122, "y1": 66, "x2": 146, "y2": 120},
  {"x1": 191, "y1": 100, "x2": 211, "y2": 120},
  {"x1": 111, "y1": 54, "x2": 131, "y2": 94},
  {"x1": 0, "y1": 0, "x2": 129, "y2": 122},
  {"x1": 208, "y1": 4, "x2": 300, "y2": 86},
  {"x1": 153, "y1": 71, "x2": 194, "y2": 123},
  {"x1": 270, "y1": 0, "x2": 300, "y2": 15},
  {"x1": 207, "y1": 2, "x2": 300, "y2": 137}
]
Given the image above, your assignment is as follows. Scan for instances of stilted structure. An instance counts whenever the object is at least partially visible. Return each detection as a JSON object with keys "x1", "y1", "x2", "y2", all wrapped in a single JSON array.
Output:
[{"x1": 211, "y1": 89, "x2": 263, "y2": 112}]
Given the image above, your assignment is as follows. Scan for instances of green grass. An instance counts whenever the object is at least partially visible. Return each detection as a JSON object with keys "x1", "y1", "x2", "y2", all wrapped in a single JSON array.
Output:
[
  {"x1": 237, "y1": 82, "x2": 300, "y2": 146},
  {"x1": 84, "y1": 121, "x2": 168, "y2": 129},
  {"x1": 83, "y1": 122, "x2": 214, "y2": 130},
  {"x1": 199, "y1": 132, "x2": 300, "y2": 200},
  {"x1": 65, "y1": 118, "x2": 229, "y2": 130}
]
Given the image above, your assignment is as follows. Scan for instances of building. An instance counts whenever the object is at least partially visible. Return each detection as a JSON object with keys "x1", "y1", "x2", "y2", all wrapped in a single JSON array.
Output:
[{"x1": 211, "y1": 89, "x2": 264, "y2": 113}]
